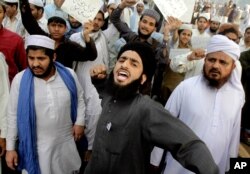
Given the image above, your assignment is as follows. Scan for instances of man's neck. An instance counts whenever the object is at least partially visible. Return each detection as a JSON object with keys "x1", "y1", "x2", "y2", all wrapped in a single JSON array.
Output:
[
  {"x1": 42, "y1": 66, "x2": 56, "y2": 81},
  {"x1": 9, "y1": 11, "x2": 18, "y2": 21},
  {"x1": 244, "y1": 40, "x2": 250, "y2": 48}
]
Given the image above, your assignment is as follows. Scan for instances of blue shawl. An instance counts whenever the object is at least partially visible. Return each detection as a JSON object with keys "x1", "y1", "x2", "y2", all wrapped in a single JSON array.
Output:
[{"x1": 17, "y1": 62, "x2": 77, "y2": 174}]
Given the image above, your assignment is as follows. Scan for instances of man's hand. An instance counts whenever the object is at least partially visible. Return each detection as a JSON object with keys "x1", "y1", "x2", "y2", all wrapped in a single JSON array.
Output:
[
  {"x1": 84, "y1": 150, "x2": 92, "y2": 162},
  {"x1": 187, "y1": 48, "x2": 206, "y2": 61},
  {"x1": 83, "y1": 20, "x2": 94, "y2": 43},
  {"x1": 119, "y1": 0, "x2": 138, "y2": 9},
  {"x1": 55, "y1": 0, "x2": 65, "y2": 8},
  {"x1": 6, "y1": 150, "x2": 18, "y2": 170},
  {"x1": 163, "y1": 16, "x2": 182, "y2": 39},
  {"x1": 72, "y1": 125, "x2": 84, "y2": 141},
  {"x1": 0, "y1": 138, "x2": 6, "y2": 157},
  {"x1": 90, "y1": 64, "x2": 107, "y2": 79}
]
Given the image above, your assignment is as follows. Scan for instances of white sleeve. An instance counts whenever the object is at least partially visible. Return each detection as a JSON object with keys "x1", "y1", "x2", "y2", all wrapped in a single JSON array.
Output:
[
  {"x1": 170, "y1": 52, "x2": 196, "y2": 73},
  {"x1": 83, "y1": 88, "x2": 102, "y2": 150},
  {"x1": 6, "y1": 73, "x2": 23, "y2": 150},
  {"x1": 0, "y1": 56, "x2": 9, "y2": 138},
  {"x1": 69, "y1": 69, "x2": 86, "y2": 126}
]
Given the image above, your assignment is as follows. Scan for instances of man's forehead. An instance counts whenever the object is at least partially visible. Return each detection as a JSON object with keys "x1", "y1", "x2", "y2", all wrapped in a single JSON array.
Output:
[
  {"x1": 119, "y1": 51, "x2": 143, "y2": 62},
  {"x1": 141, "y1": 15, "x2": 156, "y2": 23}
]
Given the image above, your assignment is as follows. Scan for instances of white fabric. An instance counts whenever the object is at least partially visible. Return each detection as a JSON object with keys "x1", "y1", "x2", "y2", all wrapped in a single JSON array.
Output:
[
  {"x1": 163, "y1": 75, "x2": 245, "y2": 174},
  {"x1": 0, "y1": 53, "x2": 9, "y2": 138},
  {"x1": 207, "y1": 35, "x2": 240, "y2": 61},
  {"x1": 25, "y1": 35, "x2": 55, "y2": 50},
  {"x1": 150, "y1": 146, "x2": 164, "y2": 166},
  {"x1": 122, "y1": 7, "x2": 133, "y2": 28},
  {"x1": 29, "y1": 0, "x2": 44, "y2": 7},
  {"x1": 191, "y1": 29, "x2": 211, "y2": 49},
  {"x1": 130, "y1": 10, "x2": 142, "y2": 32},
  {"x1": 4, "y1": 0, "x2": 18, "y2": 2},
  {"x1": 2, "y1": 12, "x2": 26, "y2": 38},
  {"x1": 70, "y1": 30, "x2": 109, "y2": 149},
  {"x1": 103, "y1": 23, "x2": 120, "y2": 73},
  {"x1": 7, "y1": 68, "x2": 85, "y2": 173},
  {"x1": 199, "y1": 13, "x2": 210, "y2": 20},
  {"x1": 170, "y1": 52, "x2": 205, "y2": 79},
  {"x1": 239, "y1": 39, "x2": 250, "y2": 52}
]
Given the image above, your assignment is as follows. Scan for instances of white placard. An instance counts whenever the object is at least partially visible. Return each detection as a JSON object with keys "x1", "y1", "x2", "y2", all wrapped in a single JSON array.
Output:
[
  {"x1": 191, "y1": 36, "x2": 211, "y2": 49},
  {"x1": 154, "y1": 0, "x2": 196, "y2": 23},
  {"x1": 61, "y1": 0, "x2": 103, "y2": 23},
  {"x1": 169, "y1": 48, "x2": 191, "y2": 60}
]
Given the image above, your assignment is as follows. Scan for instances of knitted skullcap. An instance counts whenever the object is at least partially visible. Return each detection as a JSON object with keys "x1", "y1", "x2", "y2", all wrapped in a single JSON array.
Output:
[
  {"x1": 142, "y1": 9, "x2": 160, "y2": 23},
  {"x1": 117, "y1": 42, "x2": 156, "y2": 80}
]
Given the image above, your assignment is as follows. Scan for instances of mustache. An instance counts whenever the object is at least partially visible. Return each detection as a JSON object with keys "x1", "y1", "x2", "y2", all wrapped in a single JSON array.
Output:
[
  {"x1": 209, "y1": 68, "x2": 220, "y2": 74},
  {"x1": 32, "y1": 66, "x2": 43, "y2": 70}
]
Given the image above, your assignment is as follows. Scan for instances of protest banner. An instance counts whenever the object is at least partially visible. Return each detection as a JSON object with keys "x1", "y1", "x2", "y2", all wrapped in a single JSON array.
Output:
[
  {"x1": 154, "y1": 0, "x2": 196, "y2": 23},
  {"x1": 169, "y1": 48, "x2": 191, "y2": 59},
  {"x1": 61, "y1": 0, "x2": 103, "y2": 23}
]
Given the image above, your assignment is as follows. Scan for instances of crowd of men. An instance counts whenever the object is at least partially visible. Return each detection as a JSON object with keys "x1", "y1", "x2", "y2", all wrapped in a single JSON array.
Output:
[{"x1": 0, "y1": 0, "x2": 250, "y2": 173}]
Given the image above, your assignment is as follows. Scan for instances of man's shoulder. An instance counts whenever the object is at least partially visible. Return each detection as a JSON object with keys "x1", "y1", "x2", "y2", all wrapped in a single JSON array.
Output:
[
  {"x1": 2, "y1": 28, "x2": 22, "y2": 40},
  {"x1": 12, "y1": 69, "x2": 26, "y2": 84},
  {"x1": 240, "y1": 49, "x2": 250, "y2": 58}
]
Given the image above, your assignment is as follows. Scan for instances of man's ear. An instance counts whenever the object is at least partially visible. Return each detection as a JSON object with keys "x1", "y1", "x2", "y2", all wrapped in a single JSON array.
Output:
[
  {"x1": 53, "y1": 53, "x2": 57, "y2": 62},
  {"x1": 140, "y1": 74, "x2": 147, "y2": 85}
]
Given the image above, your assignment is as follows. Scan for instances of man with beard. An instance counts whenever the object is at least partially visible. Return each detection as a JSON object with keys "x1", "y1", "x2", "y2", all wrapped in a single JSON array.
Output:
[
  {"x1": 84, "y1": 42, "x2": 219, "y2": 174},
  {"x1": 110, "y1": 0, "x2": 169, "y2": 104},
  {"x1": 19, "y1": 0, "x2": 97, "y2": 68},
  {"x1": 206, "y1": 16, "x2": 221, "y2": 36},
  {"x1": 160, "y1": 35, "x2": 245, "y2": 174},
  {"x1": 65, "y1": 15, "x2": 82, "y2": 39},
  {"x1": 5, "y1": 35, "x2": 86, "y2": 173}
]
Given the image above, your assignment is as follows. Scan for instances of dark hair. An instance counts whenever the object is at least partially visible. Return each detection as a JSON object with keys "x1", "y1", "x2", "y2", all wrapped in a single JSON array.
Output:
[
  {"x1": 26, "y1": 45, "x2": 54, "y2": 59},
  {"x1": 0, "y1": 1, "x2": 6, "y2": 13},
  {"x1": 48, "y1": 16, "x2": 66, "y2": 26},
  {"x1": 178, "y1": 29, "x2": 192, "y2": 36},
  {"x1": 197, "y1": 16, "x2": 208, "y2": 22},
  {"x1": 217, "y1": 24, "x2": 240, "y2": 37},
  {"x1": 139, "y1": 15, "x2": 159, "y2": 28},
  {"x1": 5, "y1": 2, "x2": 18, "y2": 8},
  {"x1": 245, "y1": 26, "x2": 250, "y2": 33},
  {"x1": 97, "y1": 10, "x2": 105, "y2": 21},
  {"x1": 33, "y1": 5, "x2": 44, "y2": 14}
]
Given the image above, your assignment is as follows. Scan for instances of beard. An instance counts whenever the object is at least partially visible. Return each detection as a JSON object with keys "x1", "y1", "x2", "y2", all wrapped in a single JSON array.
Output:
[
  {"x1": 138, "y1": 29, "x2": 151, "y2": 40},
  {"x1": 203, "y1": 66, "x2": 231, "y2": 88},
  {"x1": 106, "y1": 72, "x2": 142, "y2": 99},
  {"x1": 29, "y1": 60, "x2": 54, "y2": 79},
  {"x1": 209, "y1": 27, "x2": 217, "y2": 33}
]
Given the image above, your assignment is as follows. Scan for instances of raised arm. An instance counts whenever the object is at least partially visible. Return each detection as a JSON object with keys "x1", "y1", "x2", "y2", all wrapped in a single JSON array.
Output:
[
  {"x1": 110, "y1": 0, "x2": 137, "y2": 41},
  {"x1": 19, "y1": 0, "x2": 49, "y2": 36},
  {"x1": 141, "y1": 100, "x2": 219, "y2": 174}
]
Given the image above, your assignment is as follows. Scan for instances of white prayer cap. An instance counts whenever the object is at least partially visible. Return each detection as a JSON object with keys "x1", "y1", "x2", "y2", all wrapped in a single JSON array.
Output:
[
  {"x1": 29, "y1": 0, "x2": 44, "y2": 7},
  {"x1": 179, "y1": 24, "x2": 192, "y2": 31},
  {"x1": 210, "y1": 16, "x2": 221, "y2": 23},
  {"x1": 107, "y1": 0, "x2": 118, "y2": 7},
  {"x1": 198, "y1": 13, "x2": 210, "y2": 21},
  {"x1": 136, "y1": 0, "x2": 144, "y2": 5},
  {"x1": 207, "y1": 35, "x2": 240, "y2": 61},
  {"x1": 4, "y1": 0, "x2": 18, "y2": 3},
  {"x1": 25, "y1": 35, "x2": 55, "y2": 50}
]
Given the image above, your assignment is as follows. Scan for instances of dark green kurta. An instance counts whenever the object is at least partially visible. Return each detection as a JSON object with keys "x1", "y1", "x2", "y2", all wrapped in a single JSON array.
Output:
[{"x1": 84, "y1": 82, "x2": 218, "y2": 174}]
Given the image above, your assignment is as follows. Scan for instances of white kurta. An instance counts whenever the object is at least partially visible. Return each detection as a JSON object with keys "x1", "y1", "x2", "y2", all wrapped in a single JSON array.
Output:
[
  {"x1": 70, "y1": 31, "x2": 108, "y2": 149},
  {"x1": 0, "y1": 53, "x2": 9, "y2": 139},
  {"x1": 3, "y1": 12, "x2": 26, "y2": 38},
  {"x1": 163, "y1": 75, "x2": 244, "y2": 174},
  {"x1": 7, "y1": 68, "x2": 85, "y2": 174},
  {"x1": 170, "y1": 52, "x2": 205, "y2": 79}
]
